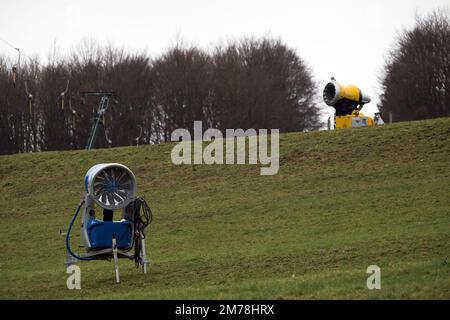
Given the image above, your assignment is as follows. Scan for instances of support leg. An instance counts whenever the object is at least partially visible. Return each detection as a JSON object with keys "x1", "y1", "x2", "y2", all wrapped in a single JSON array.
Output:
[
  {"x1": 64, "y1": 249, "x2": 79, "y2": 266},
  {"x1": 112, "y1": 238, "x2": 120, "y2": 283},
  {"x1": 139, "y1": 232, "x2": 148, "y2": 274}
]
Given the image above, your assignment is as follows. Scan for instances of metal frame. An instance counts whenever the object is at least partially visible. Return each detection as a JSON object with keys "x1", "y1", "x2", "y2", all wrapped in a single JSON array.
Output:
[
  {"x1": 64, "y1": 238, "x2": 149, "y2": 284},
  {"x1": 80, "y1": 91, "x2": 116, "y2": 150}
]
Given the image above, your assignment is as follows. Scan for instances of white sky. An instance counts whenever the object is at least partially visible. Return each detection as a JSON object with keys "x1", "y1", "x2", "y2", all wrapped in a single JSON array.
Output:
[{"x1": 0, "y1": 0, "x2": 448, "y2": 119}]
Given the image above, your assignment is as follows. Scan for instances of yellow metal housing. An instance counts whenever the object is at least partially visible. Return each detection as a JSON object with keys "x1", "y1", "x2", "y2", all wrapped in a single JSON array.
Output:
[
  {"x1": 335, "y1": 110, "x2": 375, "y2": 129},
  {"x1": 338, "y1": 84, "x2": 360, "y2": 103}
]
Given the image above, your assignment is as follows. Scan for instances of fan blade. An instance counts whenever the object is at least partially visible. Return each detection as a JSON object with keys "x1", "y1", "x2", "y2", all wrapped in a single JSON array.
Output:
[
  {"x1": 94, "y1": 186, "x2": 105, "y2": 197},
  {"x1": 110, "y1": 168, "x2": 115, "y2": 181},
  {"x1": 101, "y1": 171, "x2": 112, "y2": 184},
  {"x1": 116, "y1": 170, "x2": 126, "y2": 184},
  {"x1": 107, "y1": 193, "x2": 114, "y2": 206},
  {"x1": 113, "y1": 192, "x2": 123, "y2": 204}
]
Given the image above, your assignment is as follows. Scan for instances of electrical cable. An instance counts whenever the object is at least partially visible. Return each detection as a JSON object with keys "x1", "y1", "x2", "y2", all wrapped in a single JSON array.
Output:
[
  {"x1": 132, "y1": 197, "x2": 152, "y2": 266},
  {"x1": 133, "y1": 197, "x2": 152, "y2": 234}
]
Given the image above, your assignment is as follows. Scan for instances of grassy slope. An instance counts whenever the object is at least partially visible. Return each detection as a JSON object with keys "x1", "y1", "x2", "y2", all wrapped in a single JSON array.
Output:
[{"x1": 0, "y1": 118, "x2": 449, "y2": 299}]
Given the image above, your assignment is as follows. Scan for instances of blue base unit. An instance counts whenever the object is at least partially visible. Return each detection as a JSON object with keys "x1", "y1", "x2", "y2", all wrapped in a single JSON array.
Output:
[{"x1": 87, "y1": 218, "x2": 133, "y2": 250}]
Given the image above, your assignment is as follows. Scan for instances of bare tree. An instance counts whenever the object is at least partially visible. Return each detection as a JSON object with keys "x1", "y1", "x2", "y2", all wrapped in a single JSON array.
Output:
[
  {"x1": 152, "y1": 45, "x2": 213, "y2": 141},
  {"x1": 211, "y1": 38, "x2": 320, "y2": 132},
  {"x1": 379, "y1": 9, "x2": 450, "y2": 121}
]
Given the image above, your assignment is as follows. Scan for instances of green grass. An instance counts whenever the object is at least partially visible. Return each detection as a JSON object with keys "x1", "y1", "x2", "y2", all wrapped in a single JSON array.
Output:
[{"x1": 1, "y1": 117, "x2": 449, "y2": 299}]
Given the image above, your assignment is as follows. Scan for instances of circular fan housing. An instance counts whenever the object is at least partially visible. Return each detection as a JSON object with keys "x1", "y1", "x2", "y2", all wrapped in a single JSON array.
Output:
[
  {"x1": 84, "y1": 163, "x2": 136, "y2": 210},
  {"x1": 323, "y1": 81, "x2": 340, "y2": 106}
]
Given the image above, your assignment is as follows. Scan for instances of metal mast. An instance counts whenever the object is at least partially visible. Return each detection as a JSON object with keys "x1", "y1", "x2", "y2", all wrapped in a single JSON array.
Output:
[{"x1": 81, "y1": 91, "x2": 116, "y2": 150}]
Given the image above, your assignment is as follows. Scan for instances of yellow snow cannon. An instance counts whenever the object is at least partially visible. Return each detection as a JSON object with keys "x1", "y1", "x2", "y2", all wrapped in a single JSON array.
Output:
[{"x1": 323, "y1": 78, "x2": 383, "y2": 129}]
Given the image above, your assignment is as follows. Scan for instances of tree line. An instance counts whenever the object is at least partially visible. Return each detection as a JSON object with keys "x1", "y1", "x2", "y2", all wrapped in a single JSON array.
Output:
[
  {"x1": 0, "y1": 38, "x2": 320, "y2": 155},
  {"x1": 0, "y1": 9, "x2": 448, "y2": 155}
]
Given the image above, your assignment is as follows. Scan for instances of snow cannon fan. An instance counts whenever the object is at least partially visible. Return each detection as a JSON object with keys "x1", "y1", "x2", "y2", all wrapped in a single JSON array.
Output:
[
  {"x1": 65, "y1": 163, "x2": 153, "y2": 283},
  {"x1": 85, "y1": 163, "x2": 136, "y2": 210}
]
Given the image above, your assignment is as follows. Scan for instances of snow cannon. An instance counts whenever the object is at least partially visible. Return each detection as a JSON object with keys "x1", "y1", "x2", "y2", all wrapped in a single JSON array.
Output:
[
  {"x1": 323, "y1": 79, "x2": 371, "y2": 115},
  {"x1": 323, "y1": 78, "x2": 383, "y2": 129},
  {"x1": 65, "y1": 163, "x2": 152, "y2": 283}
]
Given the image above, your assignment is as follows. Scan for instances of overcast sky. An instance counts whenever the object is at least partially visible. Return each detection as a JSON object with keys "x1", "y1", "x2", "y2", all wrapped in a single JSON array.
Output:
[{"x1": 0, "y1": 0, "x2": 447, "y2": 118}]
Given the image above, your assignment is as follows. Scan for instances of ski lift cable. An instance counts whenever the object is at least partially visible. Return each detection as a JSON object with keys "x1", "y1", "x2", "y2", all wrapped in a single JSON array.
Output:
[
  {"x1": 0, "y1": 35, "x2": 43, "y2": 90},
  {"x1": 0, "y1": 36, "x2": 18, "y2": 51},
  {"x1": 0, "y1": 37, "x2": 22, "y2": 86},
  {"x1": 0, "y1": 35, "x2": 43, "y2": 67}
]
